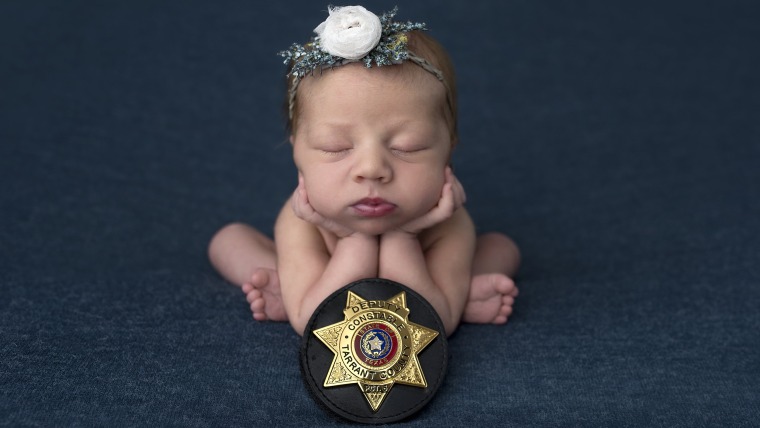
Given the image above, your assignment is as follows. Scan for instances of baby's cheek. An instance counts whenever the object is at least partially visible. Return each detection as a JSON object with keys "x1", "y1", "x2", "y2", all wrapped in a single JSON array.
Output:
[
  {"x1": 304, "y1": 182, "x2": 326, "y2": 208},
  {"x1": 304, "y1": 181, "x2": 338, "y2": 216},
  {"x1": 419, "y1": 174, "x2": 446, "y2": 209}
]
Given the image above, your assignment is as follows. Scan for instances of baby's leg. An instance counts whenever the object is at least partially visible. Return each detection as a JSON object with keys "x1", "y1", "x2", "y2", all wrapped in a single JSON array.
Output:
[
  {"x1": 463, "y1": 232, "x2": 520, "y2": 324},
  {"x1": 208, "y1": 222, "x2": 287, "y2": 321}
]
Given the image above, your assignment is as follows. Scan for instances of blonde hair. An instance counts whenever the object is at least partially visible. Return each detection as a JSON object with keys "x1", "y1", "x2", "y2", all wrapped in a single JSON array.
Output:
[{"x1": 284, "y1": 31, "x2": 458, "y2": 147}]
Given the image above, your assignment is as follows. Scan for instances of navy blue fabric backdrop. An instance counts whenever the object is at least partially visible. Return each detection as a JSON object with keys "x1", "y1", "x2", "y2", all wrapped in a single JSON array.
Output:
[{"x1": 2, "y1": 1, "x2": 758, "y2": 426}]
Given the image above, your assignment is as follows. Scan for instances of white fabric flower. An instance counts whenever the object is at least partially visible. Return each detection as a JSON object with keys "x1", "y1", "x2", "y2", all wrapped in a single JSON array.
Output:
[{"x1": 314, "y1": 6, "x2": 382, "y2": 60}]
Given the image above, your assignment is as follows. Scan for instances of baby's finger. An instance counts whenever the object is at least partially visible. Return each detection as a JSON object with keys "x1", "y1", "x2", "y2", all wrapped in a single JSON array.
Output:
[
  {"x1": 439, "y1": 181, "x2": 456, "y2": 214},
  {"x1": 427, "y1": 182, "x2": 456, "y2": 224},
  {"x1": 451, "y1": 175, "x2": 466, "y2": 207},
  {"x1": 292, "y1": 184, "x2": 315, "y2": 220},
  {"x1": 445, "y1": 168, "x2": 466, "y2": 208}
]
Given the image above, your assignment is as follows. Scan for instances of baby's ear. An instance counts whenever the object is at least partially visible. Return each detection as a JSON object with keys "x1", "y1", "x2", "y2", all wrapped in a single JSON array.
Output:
[{"x1": 289, "y1": 135, "x2": 295, "y2": 145}]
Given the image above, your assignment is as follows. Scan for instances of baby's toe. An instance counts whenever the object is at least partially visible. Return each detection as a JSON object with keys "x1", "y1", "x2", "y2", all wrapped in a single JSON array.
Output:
[
  {"x1": 493, "y1": 314, "x2": 508, "y2": 324},
  {"x1": 250, "y1": 298, "x2": 265, "y2": 312},
  {"x1": 250, "y1": 269, "x2": 270, "y2": 288},
  {"x1": 494, "y1": 275, "x2": 516, "y2": 295},
  {"x1": 250, "y1": 299, "x2": 267, "y2": 320},
  {"x1": 246, "y1": 289, "x2": 263, "y2": 303}
]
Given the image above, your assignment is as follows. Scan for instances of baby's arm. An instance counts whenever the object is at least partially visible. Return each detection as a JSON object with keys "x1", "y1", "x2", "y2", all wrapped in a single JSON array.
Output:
[
  {"x1": 380, "y1": 211, "x2": 475, "y2": 335},
  {"x1": 379, "y1": 169, "x2": 475, "y2": 335},
  {"x1": 276, "y1": 181, "x2": 379, "y2": 335}
]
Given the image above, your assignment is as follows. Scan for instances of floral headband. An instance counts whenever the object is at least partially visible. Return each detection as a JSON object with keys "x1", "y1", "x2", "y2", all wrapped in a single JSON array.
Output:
[{"x1": 279, "y1": 5, "x2": 447, "y2": 120}]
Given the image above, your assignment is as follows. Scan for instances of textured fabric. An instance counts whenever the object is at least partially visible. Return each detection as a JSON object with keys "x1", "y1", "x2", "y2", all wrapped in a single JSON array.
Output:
[{"x1": 2, "y1": 1, "x2": 759, "y2": 426}]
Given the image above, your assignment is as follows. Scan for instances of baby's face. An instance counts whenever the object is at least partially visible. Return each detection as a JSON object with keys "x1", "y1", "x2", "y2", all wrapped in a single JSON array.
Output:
[{"x1": 292, "y1": 63, "x2": 451, "y2": 235}]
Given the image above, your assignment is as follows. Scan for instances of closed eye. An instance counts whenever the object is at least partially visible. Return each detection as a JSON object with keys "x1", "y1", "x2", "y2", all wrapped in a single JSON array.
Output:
[
  {"x1": 316, "y1": 144, "x2": 352, "y2": 155},
  {"x1": 321, "y1": 147, "x2": 351, "y2": 153},
  {"x1": 391, "y1": 146, "x2": 427, "y2": 156}
]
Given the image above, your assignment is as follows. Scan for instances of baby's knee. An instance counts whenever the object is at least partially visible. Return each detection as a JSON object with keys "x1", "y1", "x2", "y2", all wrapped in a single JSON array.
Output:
[
  {"x1": 208, "y1": 222, "x2": 250, "y2": 260},
  {"x1": 480, "y1": 232, "x2": 519, "y2": 252},
  {"x1": 478, "y1": 232, "x2": 521, "y2": 270}
]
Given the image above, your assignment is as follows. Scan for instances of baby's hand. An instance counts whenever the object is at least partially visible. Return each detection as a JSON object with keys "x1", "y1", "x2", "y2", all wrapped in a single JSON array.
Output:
[
  {"x1": 292, "y1": 174, "x2": 356, "y2": 238},
  {"x1": 397, "y1": 167, "x2": 466, "y2": 235}
]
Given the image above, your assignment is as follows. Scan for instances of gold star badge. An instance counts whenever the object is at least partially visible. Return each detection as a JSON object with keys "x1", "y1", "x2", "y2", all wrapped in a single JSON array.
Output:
[{"x1": 312, "y1": 290, "x2": 439, "y2": 412}]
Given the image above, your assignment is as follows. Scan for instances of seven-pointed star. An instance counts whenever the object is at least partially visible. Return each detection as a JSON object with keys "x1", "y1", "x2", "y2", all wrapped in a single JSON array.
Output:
[{"x1": 313, "y1": 291, "x2": 439, "y2": 412}]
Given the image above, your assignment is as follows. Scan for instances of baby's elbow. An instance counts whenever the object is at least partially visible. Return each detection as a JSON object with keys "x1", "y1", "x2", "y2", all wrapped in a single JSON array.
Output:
[
  {"x1": 290, "y1": 317, "x2": 308, "y2": 337},
  {"x1": 443, "y1": 317, "x2": 460, "y2": 337}
]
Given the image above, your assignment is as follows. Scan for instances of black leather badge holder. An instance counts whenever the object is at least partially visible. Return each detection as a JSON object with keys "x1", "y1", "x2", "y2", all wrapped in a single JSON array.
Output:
[{"x1": 300, "y1": 278, "x2": 448, "y2": 424}]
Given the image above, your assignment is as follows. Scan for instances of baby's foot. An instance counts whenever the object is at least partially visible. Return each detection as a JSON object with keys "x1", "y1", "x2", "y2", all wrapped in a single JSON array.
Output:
[
  {"x1": 241, "y1": 268, "x2": 288, "y2": 322},
  {"x1": 463, "y1": 273, "x2": 518, "y2": 324}
]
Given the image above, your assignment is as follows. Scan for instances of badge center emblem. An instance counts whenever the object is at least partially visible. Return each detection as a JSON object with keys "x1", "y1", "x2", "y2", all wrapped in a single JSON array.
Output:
[{"x1": 357, "y1": 325, "x2": 396, "y2": 364}]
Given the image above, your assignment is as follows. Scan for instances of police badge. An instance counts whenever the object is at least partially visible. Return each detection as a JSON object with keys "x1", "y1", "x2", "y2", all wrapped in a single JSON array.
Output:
[{"x1": 300, "y1": 278, "x2": 448, "y2": 424}]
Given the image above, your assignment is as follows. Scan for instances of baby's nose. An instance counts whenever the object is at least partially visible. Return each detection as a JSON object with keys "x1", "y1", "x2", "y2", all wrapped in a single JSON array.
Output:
[{"x1": 353, "y1": 149, "x2": 392, "y2": 183}]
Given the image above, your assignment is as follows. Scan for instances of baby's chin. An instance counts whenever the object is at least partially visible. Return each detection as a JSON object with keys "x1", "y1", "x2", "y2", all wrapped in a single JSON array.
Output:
[
  {"x1": 342, "y1": 218, "x2": 405, "y2": 237},
  {"x1": 351, "y1": 222, "x2": 396, "y2": 237}
]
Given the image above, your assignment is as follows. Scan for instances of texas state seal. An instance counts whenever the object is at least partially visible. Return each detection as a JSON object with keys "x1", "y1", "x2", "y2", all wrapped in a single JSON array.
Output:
[{"x1": 300, "y1": 278, "x2": 448, "y2": 424}]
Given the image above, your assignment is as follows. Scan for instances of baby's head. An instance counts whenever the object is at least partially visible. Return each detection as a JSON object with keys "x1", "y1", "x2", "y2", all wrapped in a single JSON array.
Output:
[{"x1": 281, "y1": 6, "x2": 458, "y2": 150}]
